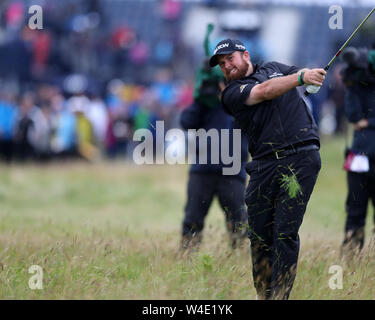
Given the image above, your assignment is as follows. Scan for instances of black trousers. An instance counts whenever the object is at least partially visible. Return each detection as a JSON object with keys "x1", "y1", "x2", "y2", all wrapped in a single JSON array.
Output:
[
  {"x1": 182, "y1": 172, "x2": 247, "y2": 236},
  {"x1": 245, "y1": 150, "x2": 321, "y2": 299},
  {"x1": 0, "y1": 140, "x2": 13, "y2": 163},
  {"x1": 344, "y1": 170, "x2": 375, "y2": 248}
]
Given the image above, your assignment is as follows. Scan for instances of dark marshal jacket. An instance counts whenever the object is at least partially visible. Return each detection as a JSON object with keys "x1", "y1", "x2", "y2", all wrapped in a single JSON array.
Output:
[
  {"x1": 180, "y1": 100, "x2": 248, "y2": 181},
  {"x1": 221, "y1": 61, "x2": 320, "y2": 160},
  {"x1": 344, "y1": 83, "x2": 375, "y2": 158}
]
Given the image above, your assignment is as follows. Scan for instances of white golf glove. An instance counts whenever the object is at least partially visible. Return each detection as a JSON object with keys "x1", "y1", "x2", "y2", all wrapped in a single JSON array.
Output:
[{"x1": 305, "y1": 84, "x2": 321, "y2": 94}]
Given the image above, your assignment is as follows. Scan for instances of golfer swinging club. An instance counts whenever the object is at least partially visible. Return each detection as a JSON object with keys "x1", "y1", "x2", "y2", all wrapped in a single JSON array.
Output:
[{"x1": 209, "y1": 39, "x2": 326, "y2": 300}]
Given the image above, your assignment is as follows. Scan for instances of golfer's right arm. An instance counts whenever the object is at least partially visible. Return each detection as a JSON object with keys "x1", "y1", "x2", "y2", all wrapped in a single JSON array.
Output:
[{"x1": 246, "y1": 68, "x2": 326, "y2": 106}]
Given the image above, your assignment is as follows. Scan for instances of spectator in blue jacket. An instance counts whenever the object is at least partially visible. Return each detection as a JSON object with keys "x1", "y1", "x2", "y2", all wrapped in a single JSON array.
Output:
[{"x1": 0, "y1": 93, "x2": 18, "y2": 162}]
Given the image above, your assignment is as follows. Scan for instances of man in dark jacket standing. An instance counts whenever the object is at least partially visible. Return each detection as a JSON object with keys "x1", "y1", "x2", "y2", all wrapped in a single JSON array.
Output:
[
  {"x1": 180, "y1": 87, "x2": 249, "y2": 251},
  {"x1": 209, "y1": 39, "x2": 326, "y2": 299},
  {"x1": 180, "y1": 24, "x2": 249, "y2": 251},
  {"x1": 341, "y1": 47, "x2": 375, "y2": 254}
]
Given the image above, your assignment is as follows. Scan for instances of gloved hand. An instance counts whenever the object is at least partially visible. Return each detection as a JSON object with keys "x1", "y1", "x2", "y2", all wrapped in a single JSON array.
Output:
[
  {"x1": 305, "y1": 84, "x2": 321, "y2": 94},
  {"x1": 302, "y1": 68, "x2": 326, "y2": 95}
]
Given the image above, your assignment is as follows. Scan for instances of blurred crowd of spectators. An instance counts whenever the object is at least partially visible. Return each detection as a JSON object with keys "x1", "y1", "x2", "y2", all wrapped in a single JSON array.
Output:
[
  {"x1": 0, "y1": 71, "x2": 194, "y2": 163},
  {"x1": 0, "y1": 0, "x2": 192, "y2": 83},
  {"x1": 0, "y1": 0, "x2": 195, "y2": 163},
  {"x1": 0, "y1": 0, "x2": 358, "y2": 163}
]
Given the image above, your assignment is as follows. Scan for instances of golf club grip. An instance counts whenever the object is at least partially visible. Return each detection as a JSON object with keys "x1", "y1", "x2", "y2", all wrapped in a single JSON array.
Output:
[{"x1": 303, "y1": 64, "x2": 330, "y2": 96}]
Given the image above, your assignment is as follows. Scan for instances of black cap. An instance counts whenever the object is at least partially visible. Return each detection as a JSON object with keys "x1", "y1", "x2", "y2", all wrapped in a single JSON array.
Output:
[{"x1": 209, "y1": 39, "x2": 247, "y2": 67}]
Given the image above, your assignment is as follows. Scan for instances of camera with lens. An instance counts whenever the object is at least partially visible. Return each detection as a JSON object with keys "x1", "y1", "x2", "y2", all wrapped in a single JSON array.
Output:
[
  {"x1": 340, "y1": 45, "x2": 375, "y2": 85},
  {"x1": 194, "y1": 58, "x2": 224, "y2": 109}
]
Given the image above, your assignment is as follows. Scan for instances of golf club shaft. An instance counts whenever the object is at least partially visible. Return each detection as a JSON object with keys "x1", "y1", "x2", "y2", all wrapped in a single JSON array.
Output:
[
  {"x1": 304, "y1": 7, "x2": 375, "y2": 96},
  {"x1": 326, "y1": 7, "x2": 375, "y2": 71}
]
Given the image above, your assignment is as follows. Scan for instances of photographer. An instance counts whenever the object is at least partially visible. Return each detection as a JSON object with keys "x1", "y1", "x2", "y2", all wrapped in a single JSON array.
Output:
[
  {"x1": 179, "y1": 25, "x2": 248, "y2": 251},
  {"x1": 341, "y1": 45, "x2": 375, "y2": 255}
]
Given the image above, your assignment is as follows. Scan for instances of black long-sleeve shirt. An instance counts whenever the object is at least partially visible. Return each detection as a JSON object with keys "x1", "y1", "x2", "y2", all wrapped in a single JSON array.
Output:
[{"x1": 221, "y1": 62, "x2": 320, "y2": 160}]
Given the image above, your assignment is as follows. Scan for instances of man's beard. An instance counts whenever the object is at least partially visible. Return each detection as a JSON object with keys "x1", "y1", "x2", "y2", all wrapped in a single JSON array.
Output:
[{"x1": 226, "y1": 59, "x2": 250, "y2": 81}]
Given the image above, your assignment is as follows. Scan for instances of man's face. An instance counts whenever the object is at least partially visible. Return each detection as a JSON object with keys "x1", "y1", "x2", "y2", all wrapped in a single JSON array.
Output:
[{"x1": 217, "y1": 51, "x2": 251, "y2": 81}]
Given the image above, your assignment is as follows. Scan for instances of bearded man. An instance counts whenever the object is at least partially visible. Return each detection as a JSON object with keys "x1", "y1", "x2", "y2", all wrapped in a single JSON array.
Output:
[{"x1": 209, "y1": 39, "x2": 326, "y2": 300}]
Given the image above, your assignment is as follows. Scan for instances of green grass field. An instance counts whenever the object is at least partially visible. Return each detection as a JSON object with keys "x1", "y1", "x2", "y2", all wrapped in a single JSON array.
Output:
[{"x1": 0, "y1": 135, "x2": 374, "y2": 300}]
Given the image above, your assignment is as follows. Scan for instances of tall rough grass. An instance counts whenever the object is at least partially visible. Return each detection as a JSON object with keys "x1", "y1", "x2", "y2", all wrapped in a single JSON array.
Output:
[{"x1": 0, "y1": 136, "x2": 374, "y2": 299}]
